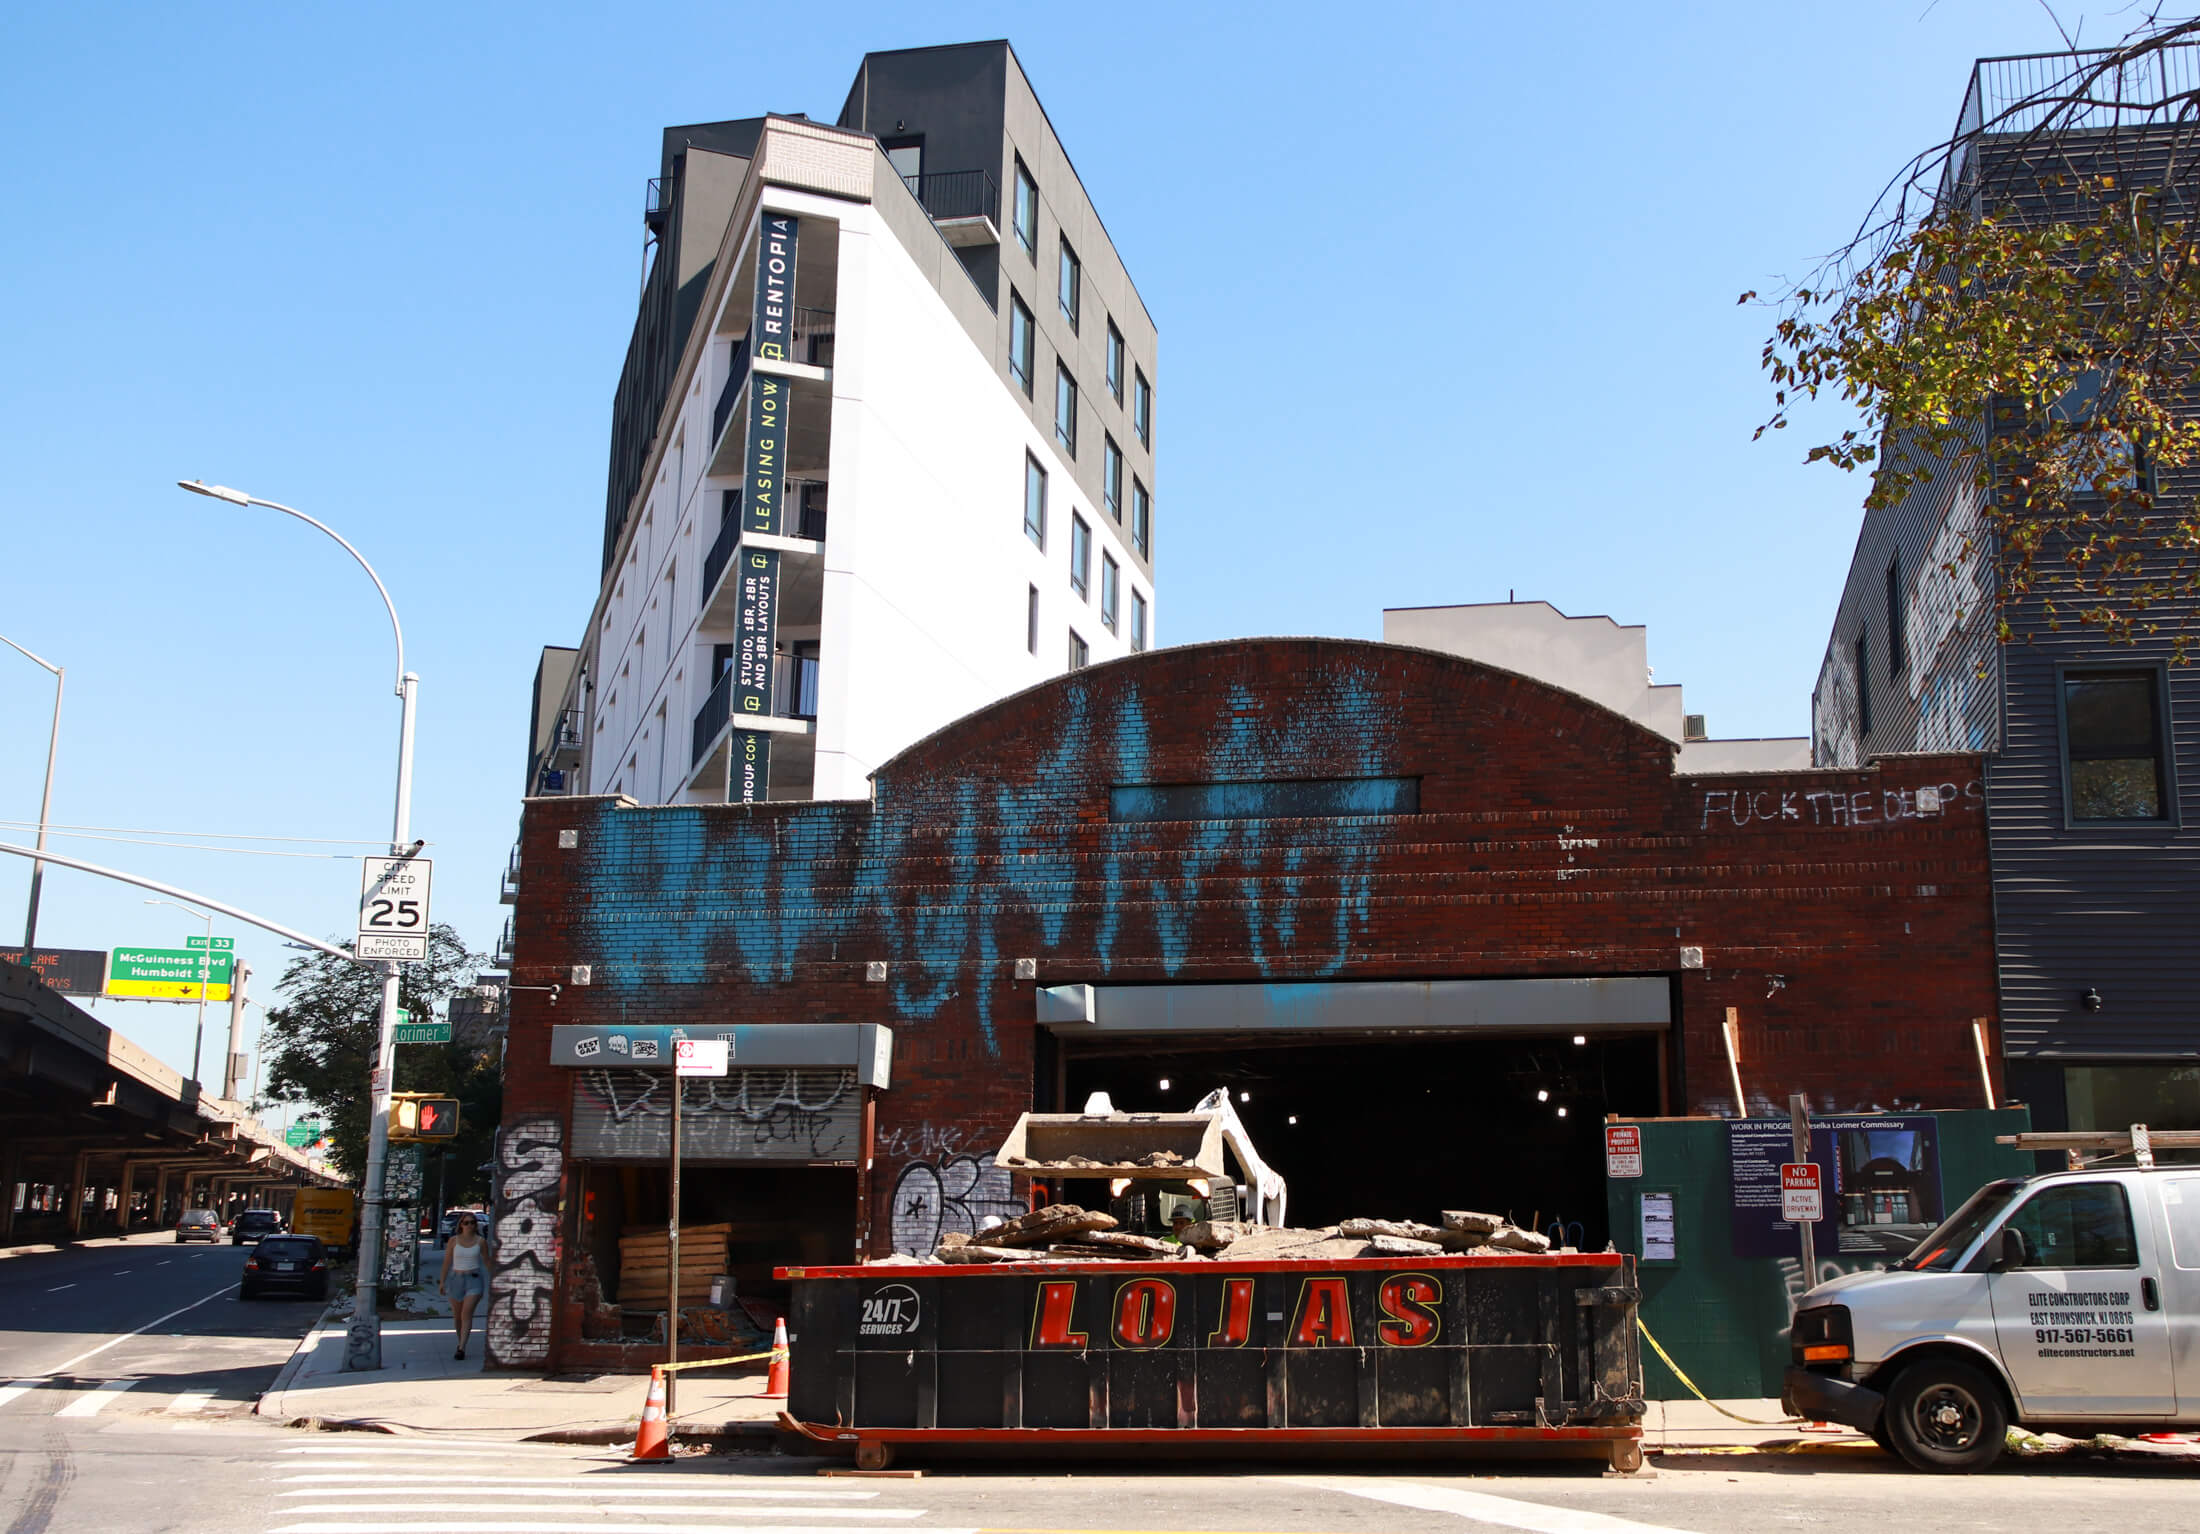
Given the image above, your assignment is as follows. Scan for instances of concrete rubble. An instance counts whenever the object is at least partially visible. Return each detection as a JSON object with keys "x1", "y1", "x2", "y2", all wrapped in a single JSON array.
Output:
[{"x1": 906, "y1": 1204, "x2": 1571, "y2": 1264}]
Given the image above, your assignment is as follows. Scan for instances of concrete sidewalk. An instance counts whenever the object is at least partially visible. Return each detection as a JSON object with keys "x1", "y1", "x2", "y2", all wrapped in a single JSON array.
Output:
[
  {"x1": 258, "y1": 1309, "x2": 783, "y2": 1441},
  {"x1": 1644, "y1": 1396, "x2": 1868, "y2": 1452}
]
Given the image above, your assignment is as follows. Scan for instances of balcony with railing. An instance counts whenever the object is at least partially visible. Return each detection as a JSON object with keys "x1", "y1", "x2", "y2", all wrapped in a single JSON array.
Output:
[
  {"x1": 687, "y1": 651, "x2": 821, "y2": 803},
  {"x1": 500, "y1": 842, "x2": 521, "y2": 905},
  {"x1": 706, "y1": 307, "x2": 835, "y2": 478},
  {"x1": 700, "y1": 482, "x2": 829, "y2": 641},
  {"x1": 902, "y1": 169, "x2": 1000, "y2": 247},
  {"x1": 493, "y1": 915, "x2": 515, "y2": 968}
]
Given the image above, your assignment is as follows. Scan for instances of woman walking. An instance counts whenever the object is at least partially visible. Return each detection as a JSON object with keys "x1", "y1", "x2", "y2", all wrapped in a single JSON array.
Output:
[{"x1": 438, "y1": 1211, "x2": 490, "y2": 1359}]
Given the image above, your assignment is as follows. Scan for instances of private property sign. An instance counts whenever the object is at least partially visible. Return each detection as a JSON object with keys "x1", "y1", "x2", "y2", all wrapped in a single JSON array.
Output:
[
  {"x1": 1604, "y1": 1125, "x2": 1643, "y2": 1179},
  {"x1": 1781, "y1": 1161, "x2": 1823, "y2": 1223}
]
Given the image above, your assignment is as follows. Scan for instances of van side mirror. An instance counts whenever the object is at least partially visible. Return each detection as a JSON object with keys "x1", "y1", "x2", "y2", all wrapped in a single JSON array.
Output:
[{"x1": 1996, "y1": 1226, "x2": 2029, "y2": 1271}]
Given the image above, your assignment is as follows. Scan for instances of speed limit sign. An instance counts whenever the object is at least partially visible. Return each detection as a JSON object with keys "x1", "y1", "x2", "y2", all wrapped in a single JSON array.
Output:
[{"x1": 358, "y1": 856, "x2": 432, "y2": 960}]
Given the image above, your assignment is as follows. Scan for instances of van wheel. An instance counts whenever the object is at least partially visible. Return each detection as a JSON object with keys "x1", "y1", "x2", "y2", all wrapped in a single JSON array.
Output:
[{"x1": 1884, "y1": 1360, "x2": 2007, "y2": 1473}]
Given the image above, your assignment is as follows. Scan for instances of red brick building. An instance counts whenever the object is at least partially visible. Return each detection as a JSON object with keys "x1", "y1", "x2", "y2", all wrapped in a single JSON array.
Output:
[{"x1": 487, "y1": 639, "x2": 1997, "y2": 1370}]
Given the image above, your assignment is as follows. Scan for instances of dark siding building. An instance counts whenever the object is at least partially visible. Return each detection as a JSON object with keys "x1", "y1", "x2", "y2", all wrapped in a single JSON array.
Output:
[{"x1": 1811, "y1": 48, "x2": 2200, "y2": 1135}]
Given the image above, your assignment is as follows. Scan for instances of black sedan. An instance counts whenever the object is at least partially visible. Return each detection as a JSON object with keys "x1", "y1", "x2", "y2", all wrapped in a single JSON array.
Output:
[
  {"x1": 239, "y1": 1235, "x2": 331, "y2": 1301},
  {"x1": 231, "y1": 1209, "x2": 284, "y2": 1244}
]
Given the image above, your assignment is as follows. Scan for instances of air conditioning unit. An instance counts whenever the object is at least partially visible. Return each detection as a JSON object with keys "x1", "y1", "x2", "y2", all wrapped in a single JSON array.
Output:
[{"x1": 1683, "y1": 714, "x2": 1708, "y2": 742}]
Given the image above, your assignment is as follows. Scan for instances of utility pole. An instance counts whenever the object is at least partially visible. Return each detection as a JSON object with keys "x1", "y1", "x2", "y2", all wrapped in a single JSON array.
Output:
[
  {"x1": 225, "y1": 959, "x2": 252, "y2": 1101},
  {"x1": 1789, "y1": 1092, "x2": 1816, "y2": 1283}
]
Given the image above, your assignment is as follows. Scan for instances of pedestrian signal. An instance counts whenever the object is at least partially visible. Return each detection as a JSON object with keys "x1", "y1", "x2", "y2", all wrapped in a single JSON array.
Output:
[{"x1": 390, "y1": 1094, "x2": 461, "y2": 1140}]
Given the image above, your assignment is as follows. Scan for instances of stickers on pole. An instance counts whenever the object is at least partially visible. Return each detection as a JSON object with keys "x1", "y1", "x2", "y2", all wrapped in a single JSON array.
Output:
[
  {"x1": 358, "y1": 856, "x2": 432, "y2": 960},
  {"x1": 1605, "y1": 1124, "x2": 1643, "y2": 1179},
  {"x1": 1780, "y1": 1161, "x2": 1823, "y2": 1223}
]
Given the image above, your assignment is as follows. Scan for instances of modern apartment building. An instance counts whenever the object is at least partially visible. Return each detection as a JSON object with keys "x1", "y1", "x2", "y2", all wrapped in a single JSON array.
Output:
[
  {"x1": 526, "y1": 41, "x2": 1158, "y2": 810},
  {"x1": 1810, "y1": 46, "x2": 2200, "y2": 1138}
]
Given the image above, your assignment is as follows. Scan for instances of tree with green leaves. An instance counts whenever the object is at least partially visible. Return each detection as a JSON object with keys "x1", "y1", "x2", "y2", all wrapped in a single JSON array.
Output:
[
  {"x1": 260, "y1": 922, "x2": 500, "y2": 1201},
  {"x1": 1753, "y1": 12, "x2": 2200, "y2": 654}
]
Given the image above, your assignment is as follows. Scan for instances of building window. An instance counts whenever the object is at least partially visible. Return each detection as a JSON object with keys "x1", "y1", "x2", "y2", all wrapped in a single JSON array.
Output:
[
  {"x1": 1131, "y1": 478, "x2": 1151, "y2": 559},
  {"x1": 1070, "y1": 514, "x2": 1092, "y2": 599},
  {"x1": 1068, "y1": 629, "x2": 1089, "y2": 670},
  {"x1": 1106, "y1": 320, "x2": 1125, "y2": 403},
  {"x1": 1024, "y1": 453, "x2": 1046, "y2": 550},
  {"x1": 1055, "y1": 365, "x2": 1078, "y2": 457},
  {"x1": 1009, "y1": 291, "x2": 1034, "y2": 397},
  {"x1": 1101, "y1": 554, "x2": 1119, "y2": 633},
  {"x1": 1103, "y1": 435, "x2": 1122, "y2": 522},
  {"x1": 1886, "y1": 557, "x2": 1906, "y2": 680},
  {"x1": 1131, "y1": 590, "x2": 1148, "y2": 652},
  {"x1": 1133, "y1": 368, "x2": 1152, "y2": 447},
  {"x1": 1059, "y1": 238, "x2": 1081, "y2": 331},
  {"x1": 2062, "y1": 668, "x2": 2171, "y2": 822},
  {"x1": 1027, "y1": 584, "x2": 1040, "y2": 655},
  {"x1": 1853, "y1": 635, "x2": 1871, "y2": 737},
  {"x1": 1013, "y1": 157, "x2": 1037, "y2": 259}
]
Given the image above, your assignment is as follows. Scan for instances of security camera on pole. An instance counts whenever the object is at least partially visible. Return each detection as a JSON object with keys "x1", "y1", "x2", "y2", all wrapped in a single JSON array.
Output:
[{"x1": 178, "y1": 479, "x2": 422, "y2": 1372}]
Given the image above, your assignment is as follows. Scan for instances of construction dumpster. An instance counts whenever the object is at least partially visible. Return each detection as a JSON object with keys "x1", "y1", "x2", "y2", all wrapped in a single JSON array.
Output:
[{"x1": 777, "y1": 1252, "x2": 1645, "y2": 1470}]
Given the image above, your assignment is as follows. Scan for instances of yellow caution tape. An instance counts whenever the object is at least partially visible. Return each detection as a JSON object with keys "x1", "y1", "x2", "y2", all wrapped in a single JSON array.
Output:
[
  {"x1": 658, "y1": 1346, "x2": 782, "y2": 1374},
  {"x1": 1635, "y1": 1318, "x2": 1802, "y2": 1427}
]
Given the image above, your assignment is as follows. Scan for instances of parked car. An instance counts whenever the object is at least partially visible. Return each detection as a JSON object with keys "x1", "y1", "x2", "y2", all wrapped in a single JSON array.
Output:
[
  {"x1": 1785, "y1": 1160, "x2": 2200, "y2": 1472},
  {"x1": 239, "y1": 1234, "x2": 330, "y2": 1301},
  {"x1": 231, "y1": 1209, "x2": 285, "y2": 1245},
  {"x1": 289, "y1": 1187, "x2": 357, "y2": 1257},
  {"x1": 175, "y1": 1209, "x2": 220, "y2": 1244}
]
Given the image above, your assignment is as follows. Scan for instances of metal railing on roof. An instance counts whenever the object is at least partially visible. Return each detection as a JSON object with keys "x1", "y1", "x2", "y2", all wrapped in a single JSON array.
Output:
[
  {"x1": 1941, "y1": 41, "x2": 2200, "y2": 203},
  {"x1": 901, "y1": 168, "x2": 1001, "y2": 228}
]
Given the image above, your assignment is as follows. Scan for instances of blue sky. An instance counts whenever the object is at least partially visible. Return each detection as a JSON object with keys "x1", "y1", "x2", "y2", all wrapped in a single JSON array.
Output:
[{"x1": 0, "y1": 1, "x2": 2135, "y2": 1093}]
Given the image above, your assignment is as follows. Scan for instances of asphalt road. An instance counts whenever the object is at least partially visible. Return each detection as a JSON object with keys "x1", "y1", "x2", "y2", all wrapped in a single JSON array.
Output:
[
  {"x1": 4, "y1": 1238, "x2": 2196, "y2": 1534},
  {"x1": 0, "y1": 1229, "x2": 325, "y2": 1423},
  {"x1": 0, "y1": 1414, "x2": 2196, "y2": 1534},
  {"x1": 2, "y1": 1428, "x2": 2197, "y2": 1534}
]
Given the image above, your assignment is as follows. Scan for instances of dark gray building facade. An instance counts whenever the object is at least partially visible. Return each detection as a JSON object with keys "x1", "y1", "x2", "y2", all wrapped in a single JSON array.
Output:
[{"x1": 1811, "y1": 48, "x2": 2200, "y2": 1137}]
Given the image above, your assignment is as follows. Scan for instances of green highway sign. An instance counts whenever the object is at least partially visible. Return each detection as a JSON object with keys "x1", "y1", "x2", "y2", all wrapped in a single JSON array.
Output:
[
  {"x1": 107, "y1": 947, "x2": 234, "y2": 1001},
  {"x1": 185, "y1": 936, "x2": 237, "y2": 951},
  {"x1": 285, "y1": 1120, "x2": 324, "y2": 1148}
]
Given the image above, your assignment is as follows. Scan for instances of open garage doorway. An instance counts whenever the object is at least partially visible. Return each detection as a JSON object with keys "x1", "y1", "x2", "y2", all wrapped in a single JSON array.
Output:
[{"x1": 1060, "y1": 1032, "x2": 1664, "y2": 1249}]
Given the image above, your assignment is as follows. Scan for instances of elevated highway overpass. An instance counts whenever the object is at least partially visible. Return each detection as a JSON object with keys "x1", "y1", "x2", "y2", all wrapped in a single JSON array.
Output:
[{"x1": 2, "y1": 958, "x2": 343, "y2": 1245}]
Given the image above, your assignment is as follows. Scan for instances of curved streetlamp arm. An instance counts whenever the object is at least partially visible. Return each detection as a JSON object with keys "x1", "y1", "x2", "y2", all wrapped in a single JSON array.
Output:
[
  {"x1": 177, "y1": 481, "x2": 406, "y2": 694},
  {"x1": 0, "y1": 634, "x2": 61, "y2": 676},
  {"x1": 0, "y1": 841, "x2": 354, "y2": 960}
]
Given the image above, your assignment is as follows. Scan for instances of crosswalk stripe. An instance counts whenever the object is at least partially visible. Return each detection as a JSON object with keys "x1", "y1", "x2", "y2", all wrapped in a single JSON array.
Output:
[
  {"x1": 164, "y1": 1391, "x2": 213, "y2": 1415},
  {"x1": 1266, "y1": 1476, "x2": 1686, "y2": 1534},
  {"x1": 280, "y1": 1442, "x2": 585, "y2": 1455},
  {"x1": 278, "y1": 1510, "x2": 918, "y2": 1523},
  {"x1": 56, "y1": 1379, "x2": 140, "y2": 1418},
  {"x1": 280, "y1": 1480, "x2": 875, "y2": 1498},
  {"x1": 269, "y1": 1525, "x2": 971, "y2": 1534},
  {"x1": 0, "y1": 1380, "x2": 43, "y2": 1409}
]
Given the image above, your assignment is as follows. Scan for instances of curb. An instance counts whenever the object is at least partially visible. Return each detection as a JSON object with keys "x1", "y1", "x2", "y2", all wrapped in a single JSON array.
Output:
[
  {"x1": 256, "y1": 1302, "x2": 344, "y2": 1419},
  {"x1": 523, "y1": 1422, "x2": 789, "y2": 1449}
]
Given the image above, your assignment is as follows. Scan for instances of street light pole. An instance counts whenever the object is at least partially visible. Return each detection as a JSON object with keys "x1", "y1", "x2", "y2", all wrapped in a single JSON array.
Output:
[
  {"x1": 178, "y1": 479, "x2": 417, "y2": 1372},
  {"x1": 145, "y1": 898, "x2": 216, "y2": 1085},
  {"x1": 0, "y1": 635, "x2": 64, "y2": 949}
]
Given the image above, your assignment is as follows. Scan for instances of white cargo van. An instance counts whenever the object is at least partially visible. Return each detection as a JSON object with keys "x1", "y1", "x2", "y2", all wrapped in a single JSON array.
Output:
[{"x1": 1784, "y1": 1155, "x2": 2199, "y2": 1471}]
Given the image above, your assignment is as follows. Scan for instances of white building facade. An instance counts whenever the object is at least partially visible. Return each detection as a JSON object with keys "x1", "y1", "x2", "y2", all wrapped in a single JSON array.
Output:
[{"x1": 530, "y1": 45, "x2": 1158, "y2": 813}]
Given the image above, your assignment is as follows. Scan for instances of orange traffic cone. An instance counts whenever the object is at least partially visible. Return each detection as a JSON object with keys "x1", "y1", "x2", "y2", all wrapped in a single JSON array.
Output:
[
  {"x1": 631, "y1": 1366, "x2": 671, "y2": 1460},
  {"x1": 759, "y1": 1316, "x2": 790, "y2": 1399}
]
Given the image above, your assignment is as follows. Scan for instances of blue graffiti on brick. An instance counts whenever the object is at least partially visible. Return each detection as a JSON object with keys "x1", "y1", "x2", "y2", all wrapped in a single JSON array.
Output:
[{"x1": 566, "y1": 658, "x2": 1408, "y2": 1054}]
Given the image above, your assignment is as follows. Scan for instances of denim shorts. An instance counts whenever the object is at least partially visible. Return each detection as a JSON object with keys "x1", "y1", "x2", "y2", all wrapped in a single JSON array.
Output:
[{"x1": 449, "y1": 1269, "x2": 486, "y2": 1300}]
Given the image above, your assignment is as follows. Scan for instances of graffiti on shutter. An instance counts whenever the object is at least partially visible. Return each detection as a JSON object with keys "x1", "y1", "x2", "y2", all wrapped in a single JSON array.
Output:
[{"x1": 571, "y1": 1067, "x2": 860, "y2": 1162}]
